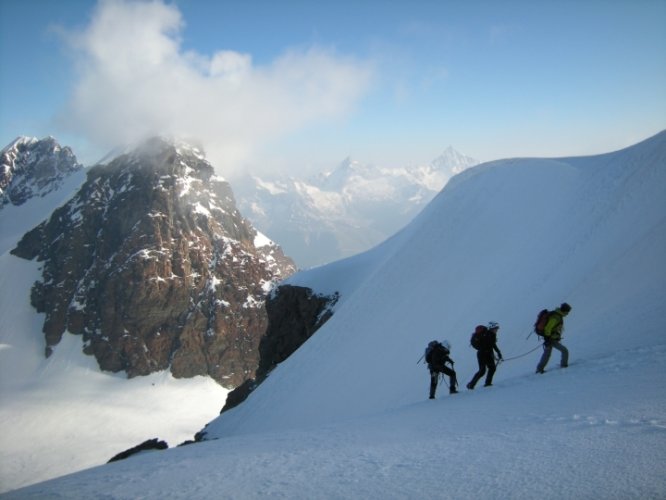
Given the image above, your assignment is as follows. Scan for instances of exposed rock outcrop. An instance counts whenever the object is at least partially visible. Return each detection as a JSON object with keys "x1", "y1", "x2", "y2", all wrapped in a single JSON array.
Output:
[
  {"x1": 11, "y1": 137, "x2": 296, "y2": 387},
  {"x1": 220, "y1": 284, "x2": 338, "y2": 413},
  {"x1": 108, "y1": 438, "x2": 168, "y2": 463}
]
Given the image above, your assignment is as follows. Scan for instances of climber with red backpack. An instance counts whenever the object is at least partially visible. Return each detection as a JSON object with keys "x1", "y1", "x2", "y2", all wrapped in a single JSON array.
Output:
[
  {"x1": 467, "y1": 321, "x2": 503, "y2": 389},
  {"x1": 535, "y1": 303, "x2": 572, "y2": 374}
]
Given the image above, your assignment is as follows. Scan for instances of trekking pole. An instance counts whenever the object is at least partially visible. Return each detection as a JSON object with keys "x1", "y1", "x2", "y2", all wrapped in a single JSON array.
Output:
[{"x1": 416, "y1": 354, "x2": 425, "y2": 365}]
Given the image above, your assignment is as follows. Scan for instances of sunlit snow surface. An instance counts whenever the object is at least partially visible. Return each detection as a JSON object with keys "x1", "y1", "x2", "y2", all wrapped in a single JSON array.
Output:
[{"x1": 5, "y1": 347, "x2": 665, "y2": 499}]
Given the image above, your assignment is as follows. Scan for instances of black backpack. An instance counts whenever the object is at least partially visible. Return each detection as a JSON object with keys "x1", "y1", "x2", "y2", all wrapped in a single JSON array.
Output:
[
  {"x1": 425, "y1": 341, "x2": 449, "y2": 369},
  {"x1": 470, "y1": 325, "x2": 487, "y2": 350}
]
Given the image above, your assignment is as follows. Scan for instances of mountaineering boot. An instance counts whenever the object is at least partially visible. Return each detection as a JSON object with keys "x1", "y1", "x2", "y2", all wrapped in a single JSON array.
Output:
[
  {"x1": 466, "y1": 382, "x2": 474, "y2": 390},
  {"x1": 483, "y1": 383, "x2": 492, "y2": 387},
  {"x1": 450, "y1": 377, "x2": 459, "y2": 394},
  {"x1": 536, "y1": 368, "x2": 545, "y2": 374}
]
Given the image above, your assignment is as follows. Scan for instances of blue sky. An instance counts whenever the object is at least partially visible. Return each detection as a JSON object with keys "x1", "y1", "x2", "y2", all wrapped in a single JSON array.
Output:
[{"x1": 1, "y1": 0, "x2": 664, "y2": 177}]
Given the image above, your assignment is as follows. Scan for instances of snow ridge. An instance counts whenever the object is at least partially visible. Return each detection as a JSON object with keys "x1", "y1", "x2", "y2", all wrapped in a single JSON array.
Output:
[{"x1": 203, "y1": 129, "x2": 666, "y2": 443}]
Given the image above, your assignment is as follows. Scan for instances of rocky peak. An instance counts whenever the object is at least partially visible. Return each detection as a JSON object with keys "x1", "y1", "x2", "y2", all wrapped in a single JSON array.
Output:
[
  {"x1": 430, "y1": 146, "x2": 479, "y2": 175},
  {"x1": 315, "y1": 156, "x2": 369, "y2": 191},
  {"x1": 0, "y1": 136, "x2": 83, "y2": 208},
  {"x1": 11, "y1": 137, "x2": 296, "y2": 387}
]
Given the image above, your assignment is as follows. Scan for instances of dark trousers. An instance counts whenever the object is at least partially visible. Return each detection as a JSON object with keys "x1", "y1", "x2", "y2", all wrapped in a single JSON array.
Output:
[
  {"x1": 429, "y1": 366, "x2": 457, "y2": 398},
  {"x1": 468, "y1": 350, "x2": 496, "y2": 388}
]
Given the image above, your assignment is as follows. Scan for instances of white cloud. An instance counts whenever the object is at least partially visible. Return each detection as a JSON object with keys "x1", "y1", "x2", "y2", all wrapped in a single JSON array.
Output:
[
  {"x1": 60, "y1": 0, "x2": 373, "y2": 175},
  {"x1": 209, "y1": 51, "x2": 252, "y2": 81}
]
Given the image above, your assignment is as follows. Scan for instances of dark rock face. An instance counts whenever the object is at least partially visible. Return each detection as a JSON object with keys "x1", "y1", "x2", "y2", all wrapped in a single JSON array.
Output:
[
  {"x1": 11, "y1": 137, "x2": 295, "y2": 387},
  {"x1": 108, "y1": 438, "x2": 168, "y2": 463},
  {"x1": 258, "y1": 285, "x2": 338, "y2": 376},
  {"x1": 0, "y1": 136, "x2": 82, "y2": 208},
  {"x1": 220, "y1": 284, "x2": 338, "y2": 413}
]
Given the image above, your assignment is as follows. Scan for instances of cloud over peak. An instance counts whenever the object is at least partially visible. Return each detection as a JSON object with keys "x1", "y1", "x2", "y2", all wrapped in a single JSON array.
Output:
[{"x1": 61, "y1": 0, "x2": 373, "y2": 175}]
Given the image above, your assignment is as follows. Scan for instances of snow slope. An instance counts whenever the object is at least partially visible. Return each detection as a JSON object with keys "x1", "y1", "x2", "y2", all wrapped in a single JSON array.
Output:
[
  {"x1": 0, "y1": 170, "x2": 228, "y2": 493},
  {"x1": 208, "y1": 131, "x2": 666, "y2": 436},
  {"x1": 3, "y1": 131, "x2": 666, "y2": 498}
]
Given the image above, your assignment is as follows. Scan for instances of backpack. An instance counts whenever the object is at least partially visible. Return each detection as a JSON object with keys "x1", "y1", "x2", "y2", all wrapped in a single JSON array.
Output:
[
  {"x1": 470, "y1": 325, "x2": 487, "y2": 350},
  {"x1": 534, "y1": 309, "x2": 551, "y2": 337},
  {"x1": 425, "y1": 341, "x2": 449, "y2": 369}
]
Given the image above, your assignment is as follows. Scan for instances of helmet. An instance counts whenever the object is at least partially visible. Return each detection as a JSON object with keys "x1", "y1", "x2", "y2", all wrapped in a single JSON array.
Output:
[
  {"x1": 560, "y1": 302, "x2": 572, "y2": 313},
  {"x1": 441, "y1": 340, "x2": 451, "y2": 350},
  {"x1": 487, "y1": 321, "x2": 500, "y2": 330}
]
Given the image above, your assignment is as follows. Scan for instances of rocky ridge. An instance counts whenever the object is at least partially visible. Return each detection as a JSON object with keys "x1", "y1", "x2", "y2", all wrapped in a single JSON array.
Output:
[{"x1": 0, "y1": 136, "x2": 83, "y2": 209}]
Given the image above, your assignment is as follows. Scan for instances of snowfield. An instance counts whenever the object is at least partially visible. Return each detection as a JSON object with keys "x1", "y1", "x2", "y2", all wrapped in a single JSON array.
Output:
[
  {"x1": 0, "y1": 173, "x2": 228, "y2": 493},
  {"x1": 2, "y1": 131, "x2": 665, "y2": 498},
  {"x1": 4, "y1": 345, "x2": 665, "y2": 499}
]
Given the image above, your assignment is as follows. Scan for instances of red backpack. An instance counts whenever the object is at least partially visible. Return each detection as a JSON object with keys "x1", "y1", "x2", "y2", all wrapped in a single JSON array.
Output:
[
  {"x1": 470, "y1": 325, "x2": 487, "y2": 350},
  {"x1": 534, "y1": 309, "x2": 551, "y2": 336}
]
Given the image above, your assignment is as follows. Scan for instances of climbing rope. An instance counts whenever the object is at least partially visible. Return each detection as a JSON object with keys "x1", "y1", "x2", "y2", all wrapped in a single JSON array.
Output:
[{"x1": 498, "y1": 343, "x2": 543, "y2": 363}]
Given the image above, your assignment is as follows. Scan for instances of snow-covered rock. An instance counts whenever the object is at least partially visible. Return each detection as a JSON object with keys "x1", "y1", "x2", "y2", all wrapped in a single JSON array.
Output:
[{"x1": 0, "y1": 136, "x2": 82, "y2": 209}]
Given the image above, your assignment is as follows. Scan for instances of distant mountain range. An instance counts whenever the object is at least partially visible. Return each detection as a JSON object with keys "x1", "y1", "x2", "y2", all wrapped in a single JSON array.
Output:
[{"x1": 233, "y1": 147, "x2": 478, "y2": 268}]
